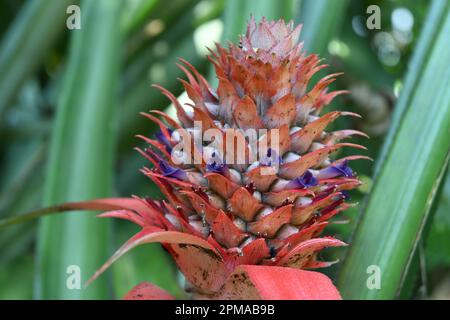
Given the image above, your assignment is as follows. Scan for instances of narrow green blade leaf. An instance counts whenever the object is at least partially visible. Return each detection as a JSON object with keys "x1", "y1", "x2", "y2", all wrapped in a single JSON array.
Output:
[
  {"x1": 0, "y1": 0, "x2": 74, "y2": 117},
  {"x1": 373, "y1": 0, "x2": 450, "y2": 177},
  {"x1": 296, "y1": 0, "x2": 349, "y2": 54},
  {"x1": 339, "y1": 1, "x2": 450, "y2": 299},
  {"x1": 36, "y1": 0, "x2": 123, "y2": 299},
  {"x1": 0, "y1": 255, "x2": 34, "y2": 300},
  {"x1": 426, "y1": 168, "x2": 450, "y2": 271},
  {"x1": 121, "y1": 0, "x2": 159, "y2": 35}
]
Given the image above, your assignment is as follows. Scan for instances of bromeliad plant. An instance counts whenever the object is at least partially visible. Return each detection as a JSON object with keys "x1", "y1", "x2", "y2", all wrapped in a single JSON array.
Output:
[{"x1": 2, "y1": 17, "x2": 369, "y2": 300}]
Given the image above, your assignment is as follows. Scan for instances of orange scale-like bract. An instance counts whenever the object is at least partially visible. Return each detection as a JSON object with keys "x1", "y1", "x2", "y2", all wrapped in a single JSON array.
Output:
[{"x1": 88, "y1": 17, "x2": 369, "y2": 300}]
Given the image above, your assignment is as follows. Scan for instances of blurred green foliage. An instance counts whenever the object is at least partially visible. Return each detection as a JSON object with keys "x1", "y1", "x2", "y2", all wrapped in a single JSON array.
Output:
[
  {"x1": 0, "y1": 0, "x2": 448, "y2": 299},
  {"x1": 339, "y1": 0, "x2": 450, "y2": 298}
]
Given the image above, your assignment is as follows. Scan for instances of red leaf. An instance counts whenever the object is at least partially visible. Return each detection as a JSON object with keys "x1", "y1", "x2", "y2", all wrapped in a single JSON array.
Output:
[
  {"x1": 203, "y1": 265, "x2": 341, "y2": 300},
  {"x1": 63, "y1": 197, "x2": 151, "y2": 212},
  {"x1": 276, "y1": 237, "x2": 347, "y2": 268},
  {"x1": 263, "y1": 93, "x2": 296, "y2": 129},
  {"x1": 211, "y1": 212, "x2": 248, "y2": 248},
  {"x1": 247, "y1": 205, "x2": 293, "y2": 238},
  {"x1": 97, "y1": 210, "x2": 146, "y2": 227},
  {"x1": 168, "y1": 242, "x2": 229, "y2": 294},
  {"x1": 205, "y1": 173, "x2": 240, "y2": 199},
  {"x1": 86, "y1": 228, "x2": 221, "y2": 286},
  {"x1": 279, "y1": 143, "x2": 366, "y2": 180},
  {"x1": 228, "y1": 187, "x2": 263, "y2": 221},
  {"x1": 290, "y1": 111, "x2": 360, "y2": 153},
  {"x1": 233, "y1": 95, "x2": 264, "y2": 130},
  {"x1": 0, "y1": 197, "x2": 162, "y2": 228},
  {"x1": 124, "y1": 282, "x2": 175, "y2": 300},
  {"x1": 69, "y1": 197, "x2": 164, "y2": 228},
  {"x1": 238, "y1": 238, "x2": 270, "y2": 265}
]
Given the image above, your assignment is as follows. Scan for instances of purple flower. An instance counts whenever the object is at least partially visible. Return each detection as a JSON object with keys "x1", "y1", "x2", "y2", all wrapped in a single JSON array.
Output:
[
  {"x1": 159, "y1": 160, "x2": 187, "y2": 180},
  {"x1": 206, "y1": 161, "x2": 228, "y2": 174},
  {"x1": 155, "y1": 128, "x2": 173, "y2": 152},
  {"x1": 206, "y1": 152, "x2": 228, "y2": 175},
  {"x1": 317, "y1": 160, "x2": 353, "y2": 179},
  {"x1": 260, "y1": 148, "x2": 283, "y2": 167},
  {"x1": 341, "y1": 190, "x2": 350, "y2": 200},
  {"x1": 286, "y1": 170, "x2": 318, "y2": 189}
]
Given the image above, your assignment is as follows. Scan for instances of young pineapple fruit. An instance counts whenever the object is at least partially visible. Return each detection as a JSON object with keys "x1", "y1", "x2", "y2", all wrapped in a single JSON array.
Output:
[{"x1": 92, "y1": 17, "x2": 368, "y2": 299}]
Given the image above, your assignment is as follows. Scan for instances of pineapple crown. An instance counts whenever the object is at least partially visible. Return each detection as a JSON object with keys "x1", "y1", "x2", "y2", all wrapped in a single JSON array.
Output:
[{"x1": 89, "y1": 17, "x2": 369, "y2": 299}]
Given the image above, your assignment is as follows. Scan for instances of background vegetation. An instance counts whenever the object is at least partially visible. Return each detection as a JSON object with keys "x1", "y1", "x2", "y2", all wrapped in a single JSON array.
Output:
[{"x1": 0, "y1": 0, "x2": 448, "y2": 299}]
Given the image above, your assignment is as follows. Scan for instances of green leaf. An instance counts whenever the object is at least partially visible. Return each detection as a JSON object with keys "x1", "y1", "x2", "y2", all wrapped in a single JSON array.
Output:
[
  {"x1": 117, "y1": 0, "x2": 215, "y2": 152},
  {"x1": 372, "y1": 0, "x2": 449, "y2": 177},
  {"x1": 121, "y1": 0, "x2": 159, "y2": 35},
  {"x1": 36, "y1": 0, "x2": 123, "y2": 299},
  {"x1": 338, "y1": 0, "x2": 450, "y2": 299},
  {"x1": 294, "y1": 0, "x2": 351, "y2": 133},
  {"x1": 296, "y1": 0, "x2": 349, "y2": 54},
  {"x1": 0, "y1": 255, "x2": 34, "y2": 300},
  {"x1": 118, "y1": 18, "x2": 205, "y2": 151},
  {"x1": 338, "y1": 26, "x2": 394, "y2": 90},
  {"x1": 426, "y1": 168, "x2": 450, "y2": 271},
  {"x1": 0, "y1": 0, "x2": 74, "y2": 118},
  {"x1": 0, "y1": 167, "x2": 43, "y2": 265}
]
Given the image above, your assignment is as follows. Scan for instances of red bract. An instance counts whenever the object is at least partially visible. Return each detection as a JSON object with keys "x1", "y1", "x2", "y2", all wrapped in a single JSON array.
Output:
[
  {"x1": 55, "y1": 17, "x2": 369, "y2": 300},
  {"x1": 125, "y1": 267, "x2": 342, "y2": 300},
  {"x1": 62, "y1": 198, "x2": 343, "y2": 299}
]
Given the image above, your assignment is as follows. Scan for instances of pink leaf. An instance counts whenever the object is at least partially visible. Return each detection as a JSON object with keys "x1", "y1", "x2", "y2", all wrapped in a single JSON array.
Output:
[
  {"x1": 124, "y1": 282, "x2": 175, "y2": 300},
  {"x1": 203, "y1": 265, "x2": 341, "y2": 300},
  {"x1": 276, "y1": 237, "x2": 347, "y2": 268},
  {"x1": 97, "y1": 210, "x2": 146, "y2": 227},
  {"x1": 0, "y1": 197, "x2": 162, "y2": 228},
  {"x1": 64, "y1": 197, "x2": 151, "y2": 212},
  {"x1": 168, "y1": 242, "x2": 230, "y2": 294},
  {"x1": 86, "y1": 228, "x2": 221, "y2": 286},
  {"x1": 68, "y1": 197, "x2": 164, "y2": 228}
]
